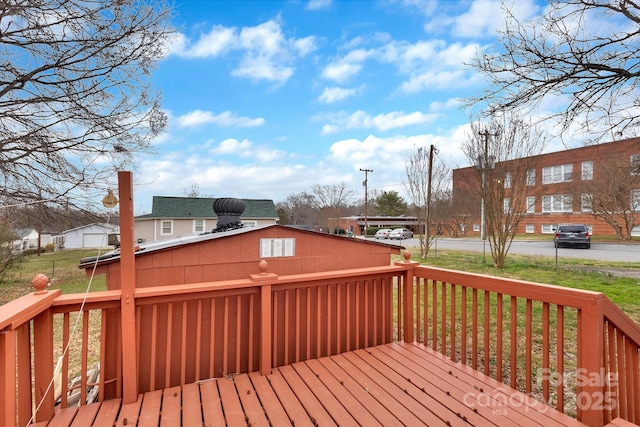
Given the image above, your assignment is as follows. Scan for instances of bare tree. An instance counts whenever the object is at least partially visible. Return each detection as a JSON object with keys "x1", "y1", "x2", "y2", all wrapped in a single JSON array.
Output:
[
  {"x1": 311, "y1": 183, "x2": 356, "y2": 233},
  {"x1": 580, "y1": 155, "x2": 640, "y2": 239},
  {"x1": 467, "y1": 1, "x2": 640, "y2": 141},
  {"x1": 404, "y1": 145, "x2": 449, "y2": 259},
  {"x1": 1, "y1": 1, "x2": 174, "y2": 207},
  {"x1": 277, "y1": 192, "x2": 318, "y2": 227},
  {"x1": 462, "y1": 114, "x2": 546, "y2": 268}
]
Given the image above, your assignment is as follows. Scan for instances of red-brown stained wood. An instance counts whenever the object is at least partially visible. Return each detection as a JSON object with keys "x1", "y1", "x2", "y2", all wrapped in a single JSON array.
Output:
[
  {"x1": 328, "y1": 353, "x2": 428, "y2": 426},
  {"x1": 91, "y1": 398, "x2": 121, "y2": 427},
  {"x1": 276, "y1": 364, "x2": 337, "y2": 426},
  {"x1": 308, "y1": 357, "x2": 396, "y2": 426},
  {"x1": 235, "y1": 373, "x2": 270, "y2": 426},
  {"x1": 217, "y1": 377, "x2": 247, "y2": 426},
  {"x1": 199, "y1": 380, "x2": 225, "y2": 426},
  {"x1": 160, "y1": 386, "x2": 181, "y2": 426},
  {"x1": 266, "y1": 371, "x2": 315, "y2": 427},
  {"x1": 181, "y1": 383, "x2": 203, "y2": 426},
  {"x1": 137, "y1": 389, "x2": 162, "y2": 427},
  {"x1": 248, "y1": 372, "x2": 292, "y2": 427},
  {"x1": 45, "y1": 407, "x2": 77, "y2": 427},
  {"x1": 352, "y1": 347, "x2": 466, "y2": 426},
  {"x1": 115, "y1": 395, "x2": 143, "y2": 427}
]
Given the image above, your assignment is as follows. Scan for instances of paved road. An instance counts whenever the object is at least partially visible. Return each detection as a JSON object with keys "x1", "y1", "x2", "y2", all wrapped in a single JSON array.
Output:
[{"x1": 378, "y1": 237, "x2": 640, "y2": 263}]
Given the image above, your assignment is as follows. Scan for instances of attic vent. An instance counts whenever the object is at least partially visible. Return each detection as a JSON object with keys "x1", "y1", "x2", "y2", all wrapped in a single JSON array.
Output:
[{"x1": 211, "y1": 198, "x2": 245, "y2": 232}]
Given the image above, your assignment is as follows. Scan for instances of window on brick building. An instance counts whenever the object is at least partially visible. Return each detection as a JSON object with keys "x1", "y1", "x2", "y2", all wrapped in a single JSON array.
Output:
[
  {"x1": 526, "y1": 169, "x2": 535, "y2": 186},
  {"x1": 541, "y1": 224, "x2": 554, "y2": 233},
  {"x1": 525, "y1": 224, "x2": 534, "y2": 233},
  {"x1": 503, "y1": 198, "x2": 510, "y2": 213},
  {"x1": 504, "y1": 172, "x2": 511, "y2": 188},
  {"x1": 581, "y1": 161, "x2": 593, "y2": 180},
  {"x1": 581, "y1": 193, "x2": 593, "y2": 213},
  {"x1": 632, "y1": 190, "x2": 640, "y2": 211},
  {"x1": 542, "y1": 194, "x2": 573, "y2": 212},
  {"x1": 542, "y1": 164, "x2": 573, "y2": 184},
  {"x1": 526, "y1": 196, "x2": 535, "y2": 214},
  {"x1": 631, "y1": 155, "x2": 640, "y2": 175}
]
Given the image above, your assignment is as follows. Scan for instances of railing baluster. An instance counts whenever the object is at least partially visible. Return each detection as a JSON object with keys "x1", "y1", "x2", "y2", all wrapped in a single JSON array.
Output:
[
  {"x1": 432, "y1": 281, "x2": 438, "y2": 350},
  {"x1": 441, "y1": 281, "x2": 447, "y2": 355},
  {"x1": 81, "y1": 310, "x2": 89, "y2": 405},
  {"x1": 510, "y1": 296, "x2": 517, "y2": 389},
  {"x1": 450, "y1": 284, "x2": 456, "y2": 362},
  {"x1": 484, "y1": 290, "x2": 490, "y2": 376},
  {"x1": 496, "y1": 293, "x2": 503, "y2": 382},
  {"x1": 542, "y1": 302, "x2": 550, "y2": 403},
  {"x1": 62, "y1": 312, "x2": 70, "y2": 408},
  {"x1": 556, "y1": 305, "x2": 565, "y2": 413},
  {"x1": 461, "y1": 286, "x2": 467, "y2": 365},
  {"x1": 472, "y1": 288, "x2": 478, "y2": 370},
  {"x1": 526, "y1": 299, "x2": 533, "y2": 394}
]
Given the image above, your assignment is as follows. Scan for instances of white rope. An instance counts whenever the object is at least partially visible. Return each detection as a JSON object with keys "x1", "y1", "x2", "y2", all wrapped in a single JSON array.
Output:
[{"x1": 26, "y1": 209, "x2": 114, "y2": 426}]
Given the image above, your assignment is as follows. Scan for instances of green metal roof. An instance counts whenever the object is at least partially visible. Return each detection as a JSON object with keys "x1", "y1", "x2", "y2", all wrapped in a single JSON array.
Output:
[{"x1": 136, "y1": 196, "x2": 277, "y2": 219}]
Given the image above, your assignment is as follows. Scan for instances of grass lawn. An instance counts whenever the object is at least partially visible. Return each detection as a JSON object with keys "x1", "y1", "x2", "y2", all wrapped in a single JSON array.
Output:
[
  {"x1": 398, "y1": 247, "x2": 640, "y2": 324},
  {"x1": 0, "y1": 249, "x2": 106, "y2": 305}
]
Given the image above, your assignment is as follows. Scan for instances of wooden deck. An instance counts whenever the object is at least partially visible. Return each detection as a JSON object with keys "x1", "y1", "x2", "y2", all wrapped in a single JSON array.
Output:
[{"x1": 35, "y1": 341, "x2": 591, "y2": 427}]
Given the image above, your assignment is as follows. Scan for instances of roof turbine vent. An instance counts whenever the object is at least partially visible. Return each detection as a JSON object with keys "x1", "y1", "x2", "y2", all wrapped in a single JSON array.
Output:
[{"x1": 212, "y1": 197, "x2": 245, "y2": 232}]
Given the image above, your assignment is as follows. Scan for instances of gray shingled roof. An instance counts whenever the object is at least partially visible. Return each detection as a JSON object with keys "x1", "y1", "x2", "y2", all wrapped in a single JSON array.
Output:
[{"x1": 136, "y1": 196, "x2": 277, "y2": 219}]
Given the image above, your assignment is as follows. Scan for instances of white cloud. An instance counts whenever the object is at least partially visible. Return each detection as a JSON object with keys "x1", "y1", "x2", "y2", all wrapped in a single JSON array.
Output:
[
  {"x1": 168, "y1": 19, "x2": 319, "y2": 83},
  {"x1": 306, "y1": 0, "x2": 332, "y2": 11},
  {"x1": 321, "y1": 49, "x2": 373, "y2": 83},
  {"x1": 318, "y1": 86, "x2": 364, "y2": 103},
  {"x1": 320, "y1": 110, "x2": 439, "y2": 134},
  {"x1": 176, "y1": 110, "x2": 265, "y2": 128}
]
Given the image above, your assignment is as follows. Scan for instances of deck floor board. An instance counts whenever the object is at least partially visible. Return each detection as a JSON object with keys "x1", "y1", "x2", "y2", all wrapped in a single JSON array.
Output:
[{"x1": 41, "y1": 342, "x2": 589, "y2": 427}]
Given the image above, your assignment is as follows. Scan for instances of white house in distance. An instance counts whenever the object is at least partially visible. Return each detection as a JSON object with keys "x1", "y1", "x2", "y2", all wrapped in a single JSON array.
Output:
[
  {"x1": 12, "y1": 228, "x2": 53, "y2": 252},
  {"x1": 58, "y1": 223, "x2": 120, "y2": 249},
  {"x1": 134, "y1": 196, "x2": 278, "y2": 243}
]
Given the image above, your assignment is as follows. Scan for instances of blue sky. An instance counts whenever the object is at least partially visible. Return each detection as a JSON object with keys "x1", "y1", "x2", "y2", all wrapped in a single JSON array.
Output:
[{"x1": 129, "y1": 0, "x2": 548, "y2": 214}]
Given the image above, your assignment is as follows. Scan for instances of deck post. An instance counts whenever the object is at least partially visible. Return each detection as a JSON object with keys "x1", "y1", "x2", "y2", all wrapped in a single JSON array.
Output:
[
  {"x1": 252, "y1": 261, "x2": 277, "y2": 376},
  {"x1": 578, "y1": 294, "x2": 605, "y2": 427},
  {"x1": 396, "y1": 252, "x2": 419, "y2": 342},
  {"x1": 119, "y1": 171, "x2": 138, "y2": 403}
]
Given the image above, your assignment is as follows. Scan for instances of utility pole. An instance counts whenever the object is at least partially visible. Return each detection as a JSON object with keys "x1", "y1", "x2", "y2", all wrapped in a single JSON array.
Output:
[
  {"x1": 426, "y1": 145, "x2": 436, "y2": 241},
  {"x1": 359, "y1": 168, "x2": 373, "y2": 237}
]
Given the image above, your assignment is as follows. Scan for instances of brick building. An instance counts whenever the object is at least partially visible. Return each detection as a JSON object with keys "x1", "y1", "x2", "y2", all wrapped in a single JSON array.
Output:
[{"x1": 452, "y1": 137, "x2": 640, "y2": 238}]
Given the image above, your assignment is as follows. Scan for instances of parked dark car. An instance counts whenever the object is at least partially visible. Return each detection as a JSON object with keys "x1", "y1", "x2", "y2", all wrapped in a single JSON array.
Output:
[{"x1": 554, "y1": 224, "x2": 591, "y2": 249}]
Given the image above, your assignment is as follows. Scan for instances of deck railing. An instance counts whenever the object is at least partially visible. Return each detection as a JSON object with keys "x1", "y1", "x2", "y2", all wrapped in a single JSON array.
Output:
[
  {"x1": 1, "y1": 254, "x2": 639, "y2": 426},
  {"x1": 396, "y1": 257, "x2": 640, "y2": 426}
]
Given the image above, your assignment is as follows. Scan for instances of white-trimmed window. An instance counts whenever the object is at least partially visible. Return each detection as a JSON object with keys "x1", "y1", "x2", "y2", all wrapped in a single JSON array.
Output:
[
  {"x1": 193, "y1": 219, "x2": 205, "y2": 233},
  {"x1": 504, "y1": 172, "x2": 512, "y2": 189},
  {"x1": 161, "y1": 220, "x2": 173, "y2": 235},
  {"x1": 473, "y1": 224, "x2": 480, "y2": 232},
  {"x1": 526, "y1": 196, "x2": 535, "y2": 214},
  {"x1": 541, "y1": 224, "x2": 554, "y2": 234},
  {"x1": 581, "y1": 193, "x2": 593, "y2": 213},
  {"x1": 581, "y1": 161, "x2": 593, "y2": 180},
  {"x1": 631, "y1": 155, "x2": 640, "y2": 175},
  {"x1": 542, "y1": 164, "x2": 573, "y2": 184},
  {"x1": 526, "y1": 169, "x2": 535, "y2": 186},
  {"x1": 503, "y1": 198, "x2": 510, "y2": 213},
  {"x1": 631, "y1": 190, "x2": 640, "y2": 211},
  {"x1": 525, "y1": 224, "x2": 534, "y2": 234},
  {"x1": 542, "y1": 194, "x2": 573, "y2": 213}
]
